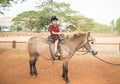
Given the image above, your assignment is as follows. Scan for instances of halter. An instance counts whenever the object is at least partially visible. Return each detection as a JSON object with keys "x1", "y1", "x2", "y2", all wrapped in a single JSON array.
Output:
[{"x1": 79, "y1": 35, "x2": 94, "y2": 55}]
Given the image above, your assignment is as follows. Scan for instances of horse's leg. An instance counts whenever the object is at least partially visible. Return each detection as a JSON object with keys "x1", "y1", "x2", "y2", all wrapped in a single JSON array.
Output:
[
  {"x1": 29, "y1": 53, "x2": 38, "y2": 76},
  {"x1": 62, "y1": 61, "x2": 70, "y2": 84},
  {"x1": 29, "y1": 60, "x2": 33, "y2": 76},
  {"x1": 33, "y1": 53, "x2": 38, "y2": 76},
  {"x1": 33, "y1": 54, "x2": 38, "y2": 76}
]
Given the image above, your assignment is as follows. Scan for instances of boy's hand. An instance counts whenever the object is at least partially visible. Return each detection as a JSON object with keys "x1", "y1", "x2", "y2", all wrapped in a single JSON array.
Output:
[{"x1": 58, "y1": 32, "x2": 62, "y2": 35}]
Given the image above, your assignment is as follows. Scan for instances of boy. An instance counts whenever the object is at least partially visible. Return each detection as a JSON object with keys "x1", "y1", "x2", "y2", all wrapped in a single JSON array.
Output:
[{"x1": 49, "y1": 16, "x2": 61, "y2": 56}]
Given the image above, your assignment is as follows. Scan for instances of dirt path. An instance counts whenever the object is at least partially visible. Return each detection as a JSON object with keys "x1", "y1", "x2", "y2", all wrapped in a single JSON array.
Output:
[{"x1": 0, "y1": 49, "x2": 120, "y2": 84}]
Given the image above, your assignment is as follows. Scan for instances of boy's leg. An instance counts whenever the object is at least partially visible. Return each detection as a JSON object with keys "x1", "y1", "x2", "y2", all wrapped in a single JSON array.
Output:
[
  {"x1": 54, "y1": 40, "x2": 61, "y2": 56},
  {"x1": 54, "y1": 40, "x2": 58, "y2": 52}
]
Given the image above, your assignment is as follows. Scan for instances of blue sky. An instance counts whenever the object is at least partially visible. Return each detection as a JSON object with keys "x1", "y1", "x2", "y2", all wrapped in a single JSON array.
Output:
[{"x1": 0, "y1": 0, "x2": 120, "y2": 25}]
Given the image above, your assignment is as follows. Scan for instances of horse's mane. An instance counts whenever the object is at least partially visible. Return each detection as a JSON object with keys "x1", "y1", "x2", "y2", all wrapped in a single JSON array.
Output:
[{"x1": 64, "y1": 31, "x2": 87, "y2": 40}]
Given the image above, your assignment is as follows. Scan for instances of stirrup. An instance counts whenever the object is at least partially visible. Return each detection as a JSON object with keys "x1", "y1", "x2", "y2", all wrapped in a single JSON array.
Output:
[{"x1": 54, "y1": 52, "x2": 61, "y2": 56}]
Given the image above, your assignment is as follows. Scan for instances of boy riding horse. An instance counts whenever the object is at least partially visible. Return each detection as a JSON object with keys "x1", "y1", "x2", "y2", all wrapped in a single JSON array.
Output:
[{"x1": 49, "y1": 16, "x2": 61, "y2": 56}]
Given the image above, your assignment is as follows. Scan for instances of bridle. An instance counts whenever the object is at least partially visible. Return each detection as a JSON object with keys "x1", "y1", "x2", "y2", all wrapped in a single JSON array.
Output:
[{"x1": 79, "y1": 35, "x2": 94, "y2": 55}]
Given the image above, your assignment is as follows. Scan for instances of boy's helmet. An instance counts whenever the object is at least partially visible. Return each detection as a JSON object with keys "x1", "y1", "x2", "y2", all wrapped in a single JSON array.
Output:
[{"x1": 50, "y1": 16, "x2": 58, "y2": 21}]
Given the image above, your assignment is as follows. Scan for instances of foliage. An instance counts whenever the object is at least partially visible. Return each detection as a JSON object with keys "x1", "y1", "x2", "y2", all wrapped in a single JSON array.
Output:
[
  {"x1": 10, "y1": 25, "x2": 23, "y2": 31},
  {"x1": 0, "y1": 0, "x2": 26, "y2": 14},
  {"x1": 12, "y1": 1, "x2": 79, "y2": 32},
  {"x1": 116, "y1": 18, "x2": 120, "y2": 34},
  {"x1": 36, "y1": 1, "x2": 78, "y2": 32},
  {"x1": 12, "y1": 10, "x2": 38, "y2": 31},
  {"x1": 0, "y1": 0, "x2": 12, "y2": 8},
  {"x1": 12, "y1": 1, "x2": 97, "y2": 32},
  {"x1": 11, "y1": 0, "x2": 119, "y2": 34},
  {"x1": 108, "y1": 18, "x2": 120, "y2": 34},
  {"x1": 65, "y1": 15, "x2": 95, "y2": 31},
  {"x1": 110, "y1": 20, "x2": 116, "y2": 32},
  {"x1": 92, "y1": 23, "x2": 111, "y2": 33},
  {"x1": 1, "y1": 0, "x2": 120, "y2": 34}
]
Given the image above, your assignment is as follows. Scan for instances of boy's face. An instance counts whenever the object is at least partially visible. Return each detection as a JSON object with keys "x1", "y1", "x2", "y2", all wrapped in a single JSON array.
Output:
[{"x1": 52, "y1": 20, "x2": 57, "y2": 25}]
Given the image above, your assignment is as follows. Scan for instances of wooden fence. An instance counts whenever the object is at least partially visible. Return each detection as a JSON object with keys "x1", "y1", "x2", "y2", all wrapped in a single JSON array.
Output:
[
  {"x1": 0, "y1": 41, "x2": 120, "y2": 52},
  {"x1": 0, "y1": 32, "x2": 49, "y2": 37},
  {"x1": 96, "y1": 43, "x2": 120, "y2": 52}
]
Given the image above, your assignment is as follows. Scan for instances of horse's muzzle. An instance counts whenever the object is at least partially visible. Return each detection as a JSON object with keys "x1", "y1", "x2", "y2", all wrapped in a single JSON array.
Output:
[{"x1": 92, "y1": 51, "x2": 98, "y2": 56}]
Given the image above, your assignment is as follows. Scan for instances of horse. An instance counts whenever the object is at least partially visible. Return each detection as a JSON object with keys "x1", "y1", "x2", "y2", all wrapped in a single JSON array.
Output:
[{"x1": 28, "y1": 32, "x2": 98, "y2": 84}]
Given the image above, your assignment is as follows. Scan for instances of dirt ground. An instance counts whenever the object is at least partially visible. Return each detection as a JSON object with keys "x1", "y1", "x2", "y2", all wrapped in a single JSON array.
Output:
[{"x1": 0, "y1": 35, "x2": 120, "y2": 84}]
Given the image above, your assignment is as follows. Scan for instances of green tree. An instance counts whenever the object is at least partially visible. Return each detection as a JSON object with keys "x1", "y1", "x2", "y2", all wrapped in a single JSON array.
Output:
[
  {"x1": 36, "y1": 1, "x2": 78, "y2": 32},
  {"x1": 116, "y1": 18, "x2": 120, "y2": 34},
  {"x1": 66, "y1": 15, "x2": 95, "y2": 31},
  {"x1": 12, "y1": 1, "x2": 78, "y2": 32},
  {"x1": 0, "y1": 0, "x2": 54, "y2": 14},
  {"x1": 0, "y1": 0, "x2": 26, "y2": 14},
  {"x1": 12, "y1": 1, "x2": 96, "y2": 32},
  {"x1": 12, "y1": 10, "x2": 38, "y2": 31},
  {"x1": 110, "y1": 20, "x2": 115, "y2": 32},
  {"x1": 16, "y1": 26, "x2": 22, "y2": 31},
  {"x1": 92, "y1": 23, "x2": 111, "y2": 33},
  {"x1": 11, "y1": 25, "x2": 24, "y2": 31}
]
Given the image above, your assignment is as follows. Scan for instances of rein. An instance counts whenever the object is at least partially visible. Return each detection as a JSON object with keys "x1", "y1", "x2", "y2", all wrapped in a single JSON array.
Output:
[
  {"x1": 82, "y1": 36, "x2": 120, "y2": 66},
  {"x1": 93, "y1": 55, "x2": 120, "y2": 66},
  {"x1": 61, "y1": 45, "x2": 73, "y2": 55}
]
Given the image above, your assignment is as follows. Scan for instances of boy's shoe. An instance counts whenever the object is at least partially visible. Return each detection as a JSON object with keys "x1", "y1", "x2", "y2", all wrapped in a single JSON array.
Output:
[{"x1": 54, "y1": 51, "x2": 61, "y2": 56}]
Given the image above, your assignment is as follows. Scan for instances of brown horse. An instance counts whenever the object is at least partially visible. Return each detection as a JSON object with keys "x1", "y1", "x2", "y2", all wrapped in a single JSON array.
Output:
[{"x1": 28, "y1": 32, "x2": 98, "y2": 84}]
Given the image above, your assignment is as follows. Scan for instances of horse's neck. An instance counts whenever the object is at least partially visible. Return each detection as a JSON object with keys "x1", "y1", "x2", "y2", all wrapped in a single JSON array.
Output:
[{"x1": 64, "y1": 38, "x2": 83, "y2": 53}]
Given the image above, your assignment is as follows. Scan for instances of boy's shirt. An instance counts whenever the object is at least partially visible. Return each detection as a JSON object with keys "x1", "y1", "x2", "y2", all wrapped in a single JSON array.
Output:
[{"x1": 49, "y1": 24, "x2": 60, "y2": 36}]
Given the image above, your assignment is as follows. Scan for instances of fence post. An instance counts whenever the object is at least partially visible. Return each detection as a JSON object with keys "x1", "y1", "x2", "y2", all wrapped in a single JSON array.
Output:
[
  {"x1": 12, "y1": 40, "x2": 16, "y2": 48},
  {"x1": 119, "y1": 43, "x2": 120, "y2": 52}
]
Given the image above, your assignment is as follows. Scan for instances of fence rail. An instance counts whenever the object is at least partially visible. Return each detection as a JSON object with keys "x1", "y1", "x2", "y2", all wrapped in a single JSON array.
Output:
[
  {"x1": 96, "y1": 43, "x2": 120, "y2": 52},
  {"x1": 0, "y1": 41, "x2": 120, "y2": 51},
  {"x1": 0, "y1": 41, "x2": 119, "y2": 44},
  {"x1": 0, "y1": 41, "x2": 26, "y2": 43},
  {"x1": 0, "y1": 41, "x2": 26, "y2": 48},
  {"x1": 95, "y1": 43, "x2": 119, "y2": 45}
]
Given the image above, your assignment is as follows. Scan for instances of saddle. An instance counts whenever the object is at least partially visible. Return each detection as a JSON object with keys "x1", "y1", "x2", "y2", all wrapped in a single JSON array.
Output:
[
  {"x1": 47, "y1": 34, "x2": 65, "y2": 61},
  {"x1": 47, "y1": 34, "x2": 65, "y2": 44}
]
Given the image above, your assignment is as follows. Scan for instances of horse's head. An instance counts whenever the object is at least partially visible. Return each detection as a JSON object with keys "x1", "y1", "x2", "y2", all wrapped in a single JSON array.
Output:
[
  {"x1": 77, "y1": 32, "x2": 98, "y2": 55},
  {"x1": 80, "y1": 32, "x2": 98, "y2": 56}
]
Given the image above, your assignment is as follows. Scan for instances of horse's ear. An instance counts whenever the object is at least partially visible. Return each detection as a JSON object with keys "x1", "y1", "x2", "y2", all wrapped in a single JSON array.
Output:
[{"x1": 88, "y1": 32, "x2": 91, "y2": 37}]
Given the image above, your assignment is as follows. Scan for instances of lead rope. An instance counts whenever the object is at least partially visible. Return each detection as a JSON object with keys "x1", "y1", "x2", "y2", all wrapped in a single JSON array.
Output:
[
  {"x1": 86, "y1": 38, "x2": 120, "y2": 66},
  {"x1": 78, "y1": 49, "x2": 120, "y2": 66},
  {"x1": 93, "y1": 55, "x2": 120, "y2": 66}
]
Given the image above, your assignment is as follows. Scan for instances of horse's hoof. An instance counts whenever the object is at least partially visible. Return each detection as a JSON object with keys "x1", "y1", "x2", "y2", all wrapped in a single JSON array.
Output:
[
  {"x1": 66, "y1": 81, "x2": 70, "y2": 84},
  {"x1": 30, "y1": 73, "x2": 34, "y2": 77},
  {"x1": 62, "y1": 75, "x2": 65, "y2": 79},
  {"x1": 34, "y1": 73, "x2": 38, "y2": 77},
  {"x1": 30, "y1": 75, "x2": 34, "y2": 77}
]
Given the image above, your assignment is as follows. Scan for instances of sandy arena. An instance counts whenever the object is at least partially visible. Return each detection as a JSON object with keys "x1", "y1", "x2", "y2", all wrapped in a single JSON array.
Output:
[{"x1": 0, "y1": 34, "x2": 120, "y2": 84}]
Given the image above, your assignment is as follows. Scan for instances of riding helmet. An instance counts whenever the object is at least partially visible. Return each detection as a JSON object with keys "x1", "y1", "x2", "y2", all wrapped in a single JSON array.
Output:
[{"x1": 50, "y1": 16, "x2": 58, "y2": 21}]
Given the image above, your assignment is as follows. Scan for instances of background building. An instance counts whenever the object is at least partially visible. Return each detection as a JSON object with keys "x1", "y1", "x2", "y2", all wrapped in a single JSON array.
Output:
[{"x1": 0, "y1": 17, "x2": 13, "y2": 31}]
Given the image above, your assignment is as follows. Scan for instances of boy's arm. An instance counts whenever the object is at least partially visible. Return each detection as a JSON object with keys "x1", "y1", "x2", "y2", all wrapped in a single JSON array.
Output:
[
  {"x1": 49, "y1": 25, "x2": 61, "y2": 35},
  {"x1": 52, "y1": 31, "x2": 61, "y2": 34}
]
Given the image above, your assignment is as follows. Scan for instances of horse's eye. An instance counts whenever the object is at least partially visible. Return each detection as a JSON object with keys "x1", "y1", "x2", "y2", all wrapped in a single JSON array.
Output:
[{"x1": 91, "y1": 41, "x2": 94, "y2": 44}]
